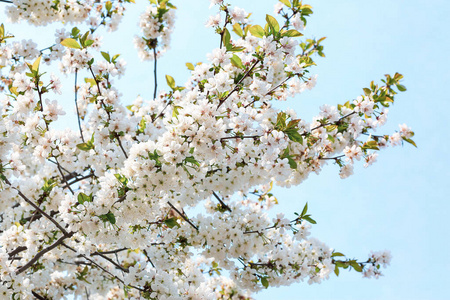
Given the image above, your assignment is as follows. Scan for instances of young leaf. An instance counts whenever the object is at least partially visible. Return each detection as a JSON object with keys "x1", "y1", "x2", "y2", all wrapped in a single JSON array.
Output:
[
  {"x1": 334, "y1": 265, "x2": 340, "y2": 276},
  {"x1": 164, "y1": 217, "x2": 179, "y2": 228},
  {"x1": 303, "y1": 215, "x2": 317, "y2": 224},
  {"x1": 301, "y1": 202, "x2": 308, "y2": 216},
  {"x1": 31, "y1": 56, "x2": 42, "y2": 73},
  {"x1": 261, "y1": 277, "x2": 269, "y2": 288},
  {"x1": 185, "y1": 62, "x2": 194, "y2": 70},
  {"x1": 279, "y1": 0, "x2": 291, "y2": 7},
  {"x1": 396, "y1": 84, "x2": 407, "y2": 92},
  {"x1": 402, "y1": 137, "x2": 417, "y2": 147},
  {"x1": 266, "y1": 14, "x2": 280, "y2": 32},
  {"x1": 166, "y1": 75, "x2": 176, "y2": 90},
  {"x1": 249, "y1": 25, "x2": 265, "y2": 38},
  {"x1": 222, "y1": 28, "x2": 231, "y2": 48},
  {"x1": 77, "y1": 192, "x2": 93, "y2": 205},
  {"x1": 232, "y1": 23, "x2": 244, "y2": 37},
  {"x1": 61, "y1": 38, "x2": 82, "y2": 49},
  {"x1": 282, "y1": 29, "x2": 303, "y2": 37},
  {"x1": 230, "y1": 54, "x2": 243, "y2": 68},
  {"x1": 101, "y1": 51, "x2": 111, "y2": 63}
]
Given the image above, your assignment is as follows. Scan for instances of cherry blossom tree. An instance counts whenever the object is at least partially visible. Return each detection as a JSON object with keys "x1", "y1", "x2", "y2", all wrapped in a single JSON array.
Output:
[{"x1": 0, "y1": 0, "x2": 415, "y2": 299}]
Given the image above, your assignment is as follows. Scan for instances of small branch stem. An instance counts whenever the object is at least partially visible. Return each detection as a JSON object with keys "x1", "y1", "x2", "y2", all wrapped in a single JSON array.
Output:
[
  {"x1": 153, "y1": 47, "x2": 158, "y2": 100},
  {"x1": 212, "y1": 191, "x2": 232, "y2": 212},
  {"x1": 74, "y1": 69, "x2": 85, "y2": 143},
  {"x1": 167, "y1": 201, "x2": 199, "y2": 231},
  {"x1": 217, "y1": 60, "x2": 260, "y2": 109}
]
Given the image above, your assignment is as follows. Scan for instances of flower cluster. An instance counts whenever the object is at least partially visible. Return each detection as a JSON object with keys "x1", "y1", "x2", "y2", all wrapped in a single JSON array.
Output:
[
  {"x1": 0, "y1": 0, "x2": 415, "y2": 299},
  {"x1": 134, "y1": 1, "x2": 176, "y2": 61}
]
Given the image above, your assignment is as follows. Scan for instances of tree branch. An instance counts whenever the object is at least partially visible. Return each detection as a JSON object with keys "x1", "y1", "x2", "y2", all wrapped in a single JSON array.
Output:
[
  {"x1": 4, "y1": 178, "x2": 71, "y2": 236},
  {"x1": 16, "y1": 232, "x2": 74, "y2": 275}
]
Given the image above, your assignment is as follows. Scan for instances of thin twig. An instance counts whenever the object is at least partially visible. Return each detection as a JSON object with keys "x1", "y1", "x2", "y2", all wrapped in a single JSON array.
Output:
[
  {"x1": 217, "y1": 60, "x2": 260, "y2": 109},
  {"x1": 303, "y1": 112, "x2": 356, "y2": 136},
  {"x1": 153, "y1": 47, "x2": 158, "y2": 100},
  {"x1": 167, "y1": 201, "x2": 199, "y2": 231},
  {"x1": 31, "y1": 291, "x2": 47, "y2": 300},
  {"x1": 220, "y1": 135, "x2": 260, "y2": 141},
  {"x1": 55, "y1": 156, "x2": 74, "y2": 195},
  {"x1": 88, "y1": 66, "x2": 128, "y2": 159},
  {"x1": 152, "y1": 99, "x2": 172, "y2": 123},
  {"x1": 62, "y1": 172, "x2": 95, "y2": 189},
  {"x1": 61, "y1": 243, "x2": 146, "y2": 292},
  {"x1": 93, "y1": 247, "x2": 129, "y2": 255},
  {"x1": 244, "y1": 76, "x2": 292, "y2": 108},
  {"x1": 212, "y1": 192, "x2": 232, "y2": 212},
  {"x1": 92, "y1": 251, "x2": 129, "y2": 273},
  {"x1": 74, "y1": 69, "x2": 85, "y2": 143},
  {"x1": 143, "y1": 249, "x2": 155, "y2": 268}
]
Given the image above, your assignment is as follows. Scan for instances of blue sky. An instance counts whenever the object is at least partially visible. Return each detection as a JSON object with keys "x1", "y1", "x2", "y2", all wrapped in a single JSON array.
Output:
[{"x1": 1, "y1": 1, "x2": 449, "y2": 299}]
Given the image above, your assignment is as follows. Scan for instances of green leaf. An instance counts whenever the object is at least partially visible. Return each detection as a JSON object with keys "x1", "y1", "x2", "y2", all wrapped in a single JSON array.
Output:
[
  {"x1": 350, "y1": 261, "x2": 363, "y2": 272},
  {"x1": 331, "y1": 252, "x2": 345, "y2": 257},
  {"x1": 185, "y1": 156, "x2": 200, "y2": 166},
  {"x1": 396, "y1": 84, "x2": 407, "y2": 92},
  {"x1": 265, "y1": 14, "x2": 280, "y2": 33},
  {"x1": 114, "y1": 173, "x2": 128, "y2": 186},
  {"x1": 77, "y1": 192, "x2": 93, "y2": 205},
  {"x1": 99, "y1": 211, "x2": 116, "y2": 224},
  {"x1": 334, "y1": 264, "x2": 340, "y2": 276},
  {"x1": 164, "y1": 217, "x2": 179, "y2": 228},
  {"x1": 303, "y1": 215, "x2": 316, "y2": 224},
  {"x1": 84, "y1": 39, "x2": 94, "y2": 47},
  {"x1": 112, "y1": 54, "x2": 121, "y2": 63},
  {"x1": 61, "y1": 38, "x2": 82, "y2": 49},
  {"x1": 222, "y1": 28, "x2": 231, "y2": 48},
  {"x1": 301, "y1": 202, "x2": 308, "y2": 216},
  {"x1": 165, "y1": 74, "x2": 175, "y2": 90},
  {"x1": 31, "y1": 56, "x2": 42, "y2": 73},
  {"x1": 226, "y1": 46, "x2": 245, "y2": 52},
  {"x1": 76, "y1": 143, "x2": 93, "y2": 151},
  {"x1": 84, "y1": 78, "x2": 96, "y2": 87},
  {"x1": 71, "y1": 27, "x2": 80, "y2": 38},
  {"x1": 279, "y1": 0, "x2": 291, "y2": 7},
  {"x1": 185, "y1": 62, "x2": 195, "y2": 70},
  {"x1": 285, "y1": 129, "x2": 303, "y2": 143},
  {"x1": 232, "y1": 23, "x2": 244, "y2": 37},
  {"x1": 287, "y1": 157, "x2": 297, "y2": 169},
  {"x1": 260, "y1": 277, "x2": 269, "y2": 289},
  {"x1": 230, "y1": 54, "x2": 243, "y2": 68},
  {"x1": 402, "y1": 137, "x2": 417, "y2": 147},
  {"x1": 101, "y1": 51, "x2": 111, "y2": 63},
  {"x1": 249, "y1": 25, "x2": 265, "y2": 38},
  {"x1": 105, "y1": 0, "x2": 112, "y2": 11},
  {"x1": 275, "y1": 112, "x2": 287, "y2": 130},
  {"x1": 282, "y1": 29, "x2": 303, "y2": 37}
]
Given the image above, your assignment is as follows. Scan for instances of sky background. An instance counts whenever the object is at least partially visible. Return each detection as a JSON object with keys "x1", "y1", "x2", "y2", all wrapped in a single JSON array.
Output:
[{"x1": 1, "y1": 0, "x2": 450, "y2": 299}]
